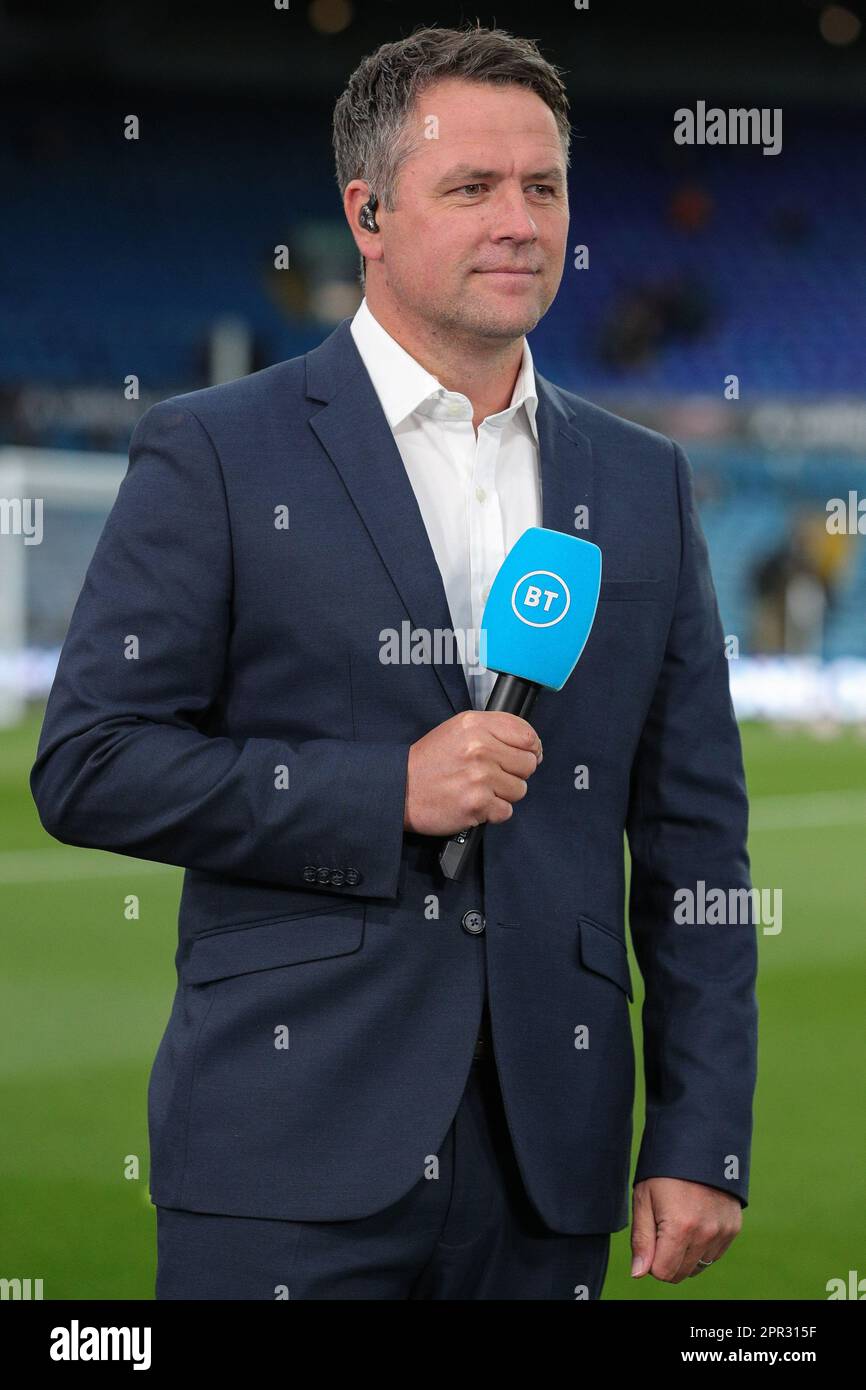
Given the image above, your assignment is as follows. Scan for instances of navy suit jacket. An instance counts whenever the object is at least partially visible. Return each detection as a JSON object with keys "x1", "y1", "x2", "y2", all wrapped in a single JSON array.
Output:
[{"x1": 30, "y1": 317, "x2": 758, "y2": 1233}]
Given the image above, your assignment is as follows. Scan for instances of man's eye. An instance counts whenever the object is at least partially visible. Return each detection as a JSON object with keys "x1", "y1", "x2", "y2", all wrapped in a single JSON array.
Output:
[{"x1": 451, "y1": 183, "x2": 558, "y2": 198}]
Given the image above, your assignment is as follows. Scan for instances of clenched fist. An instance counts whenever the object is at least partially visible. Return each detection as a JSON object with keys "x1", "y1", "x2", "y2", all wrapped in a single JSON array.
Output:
[{"x1": 403, "y1": 710, "x2": 543, "y2": 836}]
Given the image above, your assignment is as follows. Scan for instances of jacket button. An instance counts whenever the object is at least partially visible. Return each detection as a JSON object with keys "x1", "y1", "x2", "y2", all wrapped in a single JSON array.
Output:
[
  {"x1": 345, "y1": 867, "x2": 361, "y2": 886},
  {"x1": 316, "y1": 867, "x2": 331, "y2": 884},
  {"x1": 302, "y1": 865, "x2": 317, "y2": 882},
  {"x1": 461, "y1": 909, "x2": 486, "y2": 936},
  {"x1": 329, "y1": 869, "x2": 345, "y2": 886}
]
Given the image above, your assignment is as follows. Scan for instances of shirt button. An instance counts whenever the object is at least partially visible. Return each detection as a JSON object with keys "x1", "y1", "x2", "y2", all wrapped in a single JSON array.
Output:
[
  {"x1": 481, "y1": 583, "x2": 491, "y2": 602},
  {"x1": 475, "y1": 486, "x2": 487, "y2": 503},
  {"x1": 461, "y1": 909, "x2": 486, "y2": 936}
]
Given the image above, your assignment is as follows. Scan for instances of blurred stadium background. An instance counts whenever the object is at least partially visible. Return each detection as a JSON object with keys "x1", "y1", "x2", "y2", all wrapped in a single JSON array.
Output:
[{"x1": 1, "y1": 0, "x2": 864, "y2": 1300}]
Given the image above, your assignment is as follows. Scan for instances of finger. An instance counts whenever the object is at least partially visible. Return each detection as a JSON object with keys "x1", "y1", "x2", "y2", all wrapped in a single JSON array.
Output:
[
  {"x1": 488, "y1": 768, "x2": 530, "y2": 805},
  {"x1": 495, "y1": 746, "x2": 542, "y2": 779},
  {"x1": 457, "y1": 769, "x2": 527, "y2": 826},
  {"x1": 483, "y1": 794, "x2": 517, "y2": 824},
  {"x1": 679, "y1": 1232, "x2": 726, "y2": 1282},
  {"x1": 649, "y1": 1227, "x2": 692, "y2": 1283},
  {"x1": 686, "y1": 1230, "x2": 737, "y2": 1276},
  {"x1": 630, "y1": 1192, "x2": 657, "y2": 1279},
  {"x1": 487, "y1": 713, "x2": 543, "y2": 761}
]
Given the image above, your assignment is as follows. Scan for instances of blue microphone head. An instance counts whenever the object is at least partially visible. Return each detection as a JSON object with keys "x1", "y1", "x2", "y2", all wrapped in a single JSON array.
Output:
[{"x1": 480, "y1": 527, "x2": 602, "y2": 690}]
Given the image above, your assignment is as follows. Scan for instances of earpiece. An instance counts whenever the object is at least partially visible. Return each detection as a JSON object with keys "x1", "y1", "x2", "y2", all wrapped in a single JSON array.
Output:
[{"x1": 359, "y1": 194, "x2": 380, "y2": 233}]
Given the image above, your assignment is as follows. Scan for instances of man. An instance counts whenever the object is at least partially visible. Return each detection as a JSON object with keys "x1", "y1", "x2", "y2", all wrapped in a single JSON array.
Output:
[{"x1": 30, "y1": 25, "x2": 758, "y2": 1300}]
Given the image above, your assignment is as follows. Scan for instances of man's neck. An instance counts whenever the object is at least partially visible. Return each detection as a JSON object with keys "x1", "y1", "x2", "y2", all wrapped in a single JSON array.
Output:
[{"x1": 364, "y1": 294, "x2": 525, "y2": 431}]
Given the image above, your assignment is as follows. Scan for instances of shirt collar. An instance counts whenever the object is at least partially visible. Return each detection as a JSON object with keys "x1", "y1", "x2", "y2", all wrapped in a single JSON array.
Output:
[{"x1": 350, "y1": 296, "x2": 539, "y2": 443}]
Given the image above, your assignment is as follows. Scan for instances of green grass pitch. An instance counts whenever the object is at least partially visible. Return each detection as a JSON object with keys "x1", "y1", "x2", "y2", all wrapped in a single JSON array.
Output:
[{"x1": 1, "y1": 707, "x2": 863, "y2": 1299}]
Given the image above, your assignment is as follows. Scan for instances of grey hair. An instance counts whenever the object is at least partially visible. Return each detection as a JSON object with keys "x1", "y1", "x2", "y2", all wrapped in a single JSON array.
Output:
[{"x1": 332, "y1": 22, "x2": 572, "y2": 288}]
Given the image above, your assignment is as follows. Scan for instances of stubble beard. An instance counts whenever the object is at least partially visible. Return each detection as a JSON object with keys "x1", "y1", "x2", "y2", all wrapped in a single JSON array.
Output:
[{"x1": 418, "y1": 277, "x2": 549, "y2": 347}]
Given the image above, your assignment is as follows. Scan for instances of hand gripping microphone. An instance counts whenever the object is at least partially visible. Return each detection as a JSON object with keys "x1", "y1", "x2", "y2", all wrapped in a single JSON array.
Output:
[{"x1": 438, "y1": 526, "x2": 602, "y2": 881}]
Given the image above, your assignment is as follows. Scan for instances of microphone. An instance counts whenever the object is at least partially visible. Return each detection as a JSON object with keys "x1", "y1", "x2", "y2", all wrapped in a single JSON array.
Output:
[{"x1": 438, "y1": 526, "x2": 602, "y2": 881}]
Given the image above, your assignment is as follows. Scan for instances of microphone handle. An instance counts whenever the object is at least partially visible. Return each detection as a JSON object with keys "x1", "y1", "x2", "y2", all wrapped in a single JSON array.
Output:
[{"x1": 438, "y1": 673, "x2": 540, "y2": 882}]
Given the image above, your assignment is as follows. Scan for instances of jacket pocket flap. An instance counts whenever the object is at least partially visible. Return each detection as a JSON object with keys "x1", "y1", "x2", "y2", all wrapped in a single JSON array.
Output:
[
  {"x1": 577, "y1": 916, "x2": 634, "y2": 1001},
  {"x1": 599, "y1": 580, "x2": 662, "y2": 601},
  {"x1": 185, "y1": 911, "x2": 365, "y2": 984}
]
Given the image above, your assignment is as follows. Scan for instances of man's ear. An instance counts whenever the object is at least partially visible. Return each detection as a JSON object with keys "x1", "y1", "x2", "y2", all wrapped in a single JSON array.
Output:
[{"x1": 343, "y1": 180, "x2": 384, "y2": 268}]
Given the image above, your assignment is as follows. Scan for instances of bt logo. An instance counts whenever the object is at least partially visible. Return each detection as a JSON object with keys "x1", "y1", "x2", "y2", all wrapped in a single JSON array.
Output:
[{"x1": 511, "y1": 570, "x2": 571, "y2": 628}]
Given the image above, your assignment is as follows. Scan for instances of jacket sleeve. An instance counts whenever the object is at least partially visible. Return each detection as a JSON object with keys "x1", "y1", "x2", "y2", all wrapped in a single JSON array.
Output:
[
  {"x1": 625, "y1": 439, "x2": 758, "y2": 1208},
  {"x1": 29, "y1": 400, "x2": 409, "y2": 899}
]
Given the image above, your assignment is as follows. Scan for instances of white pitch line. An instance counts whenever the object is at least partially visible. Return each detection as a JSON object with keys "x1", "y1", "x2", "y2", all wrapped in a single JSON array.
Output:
[
  {"x1": 748, "y1": 790, "x2": 866, "y2": 831},
  {"x1": 0, "y1": 849, "x2": 179, "y2": 883}
]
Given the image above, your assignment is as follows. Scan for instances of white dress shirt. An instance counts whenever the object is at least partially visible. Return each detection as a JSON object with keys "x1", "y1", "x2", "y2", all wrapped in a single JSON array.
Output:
[{"x1": 350, "y1": 296, "x2": 542, "y2": 709}]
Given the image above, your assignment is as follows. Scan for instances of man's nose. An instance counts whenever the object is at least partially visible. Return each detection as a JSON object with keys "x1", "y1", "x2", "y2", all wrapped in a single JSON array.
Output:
[{"x1": 488, "y1": 188, "x2": 538, "y2": 242}]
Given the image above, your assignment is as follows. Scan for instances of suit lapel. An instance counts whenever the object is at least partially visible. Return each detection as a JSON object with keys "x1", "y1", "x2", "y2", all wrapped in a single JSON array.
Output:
[
  {"x1": 535, "y1": 372, "x2": 595, "y2": 543},
  {"x1": 304, "y1": 321, "x2": 595, "y2": 716},
  {"x1": 306, "y1": 320, "x2": 473, "y2": 716}
]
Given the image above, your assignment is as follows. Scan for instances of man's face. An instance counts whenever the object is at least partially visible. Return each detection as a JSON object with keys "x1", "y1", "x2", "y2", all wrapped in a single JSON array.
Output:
[{"x1": 373, "y1": 77, "x2": 570, "y2": 342}]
